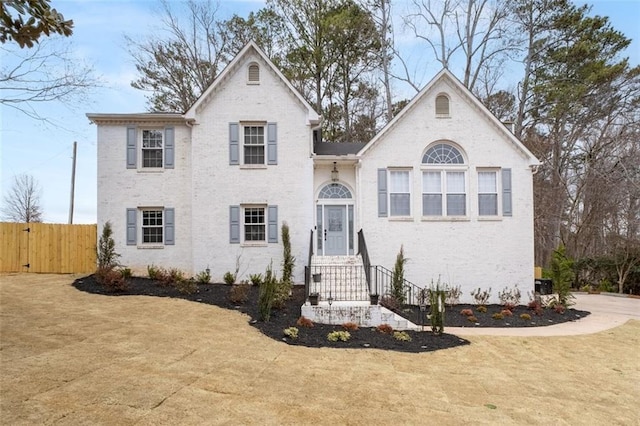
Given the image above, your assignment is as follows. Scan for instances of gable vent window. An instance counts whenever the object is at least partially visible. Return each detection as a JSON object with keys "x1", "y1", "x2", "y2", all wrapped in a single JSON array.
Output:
[
  {"x1": 435, "y1": 94, "x2": 450, "y2": 117},
  {"x1": 248, "y1": 63, "x2": 260, "y2": 84}
]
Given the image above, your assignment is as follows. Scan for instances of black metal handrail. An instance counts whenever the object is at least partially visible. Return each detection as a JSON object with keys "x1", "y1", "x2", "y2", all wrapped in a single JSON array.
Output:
[
  {"x1": 307, "y1": 264, "x2": 369, "y2": 301},
  {"x1": 305, "y1": 229, "x2": 314, "y2": 298},
  {"x1": 369, "y1": 265, "x2": 424, "y2": 306},
  {"x1": 357, "y1": 229, "x2": 372, "y2": 294}
]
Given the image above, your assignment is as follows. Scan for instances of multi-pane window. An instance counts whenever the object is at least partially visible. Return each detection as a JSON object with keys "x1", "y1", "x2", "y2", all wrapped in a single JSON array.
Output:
[
  {"x1": 422, "y1": 143, "x2": 467, "y2": 217},
  {"x1": 142, "y1": 130, "x2": 163, "y2": 168},
  {"x1": 142, "y1": 210, "x2": 163, "y2": 243},
  {"x1": 389, "y1": 170, "x2": 410, "y2": 216},
  {"x1": 243, "y1": 126, "x2": 265, "y2": 164},
  {"x1": 244, "y1": 207, "x2": 265, "y2": 241},
  {"x1": 478, "y1": 171, "x2": 498, "y2": 215}
]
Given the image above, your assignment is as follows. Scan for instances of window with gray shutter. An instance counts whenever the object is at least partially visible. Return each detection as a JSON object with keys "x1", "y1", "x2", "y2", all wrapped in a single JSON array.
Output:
[
  {"x1": 378, "y1": 168, "x2": 388, "y2": 217},
  {"x1": 126, "y1": 127, "x2": 137, "y2": 168},
  {"x1": 164, "y1": 127, "x2": 175, "y2": 169},
  {"x1": 126, "y1": 208, "x2": 137, "y2": 245},
  {"x1": 502, "y1": 168, "x2": 512, "y2": 216},
  {"x1": 268, "y1": 205, "x2": 278, "y2": 243},
  {"x1": 229, "y1": 123, "x2": 239, "y2": 165},
  {"x1": 164, "y1": 208, "x2": 175, "y2": 244},
  {"x1": 230, "y1": 205, "x2": 240, "y2": 243}
]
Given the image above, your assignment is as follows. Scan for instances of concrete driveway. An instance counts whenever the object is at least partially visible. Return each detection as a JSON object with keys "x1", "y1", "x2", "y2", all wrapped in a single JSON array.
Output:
[{"x1": 1, "y1": 273, "x2": 639, "y2": 425}]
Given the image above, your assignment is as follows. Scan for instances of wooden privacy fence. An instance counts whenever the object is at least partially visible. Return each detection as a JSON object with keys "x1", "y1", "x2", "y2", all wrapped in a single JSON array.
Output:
[{"x1": 0, "y1": 222, "x2": 97, "y2": 273}]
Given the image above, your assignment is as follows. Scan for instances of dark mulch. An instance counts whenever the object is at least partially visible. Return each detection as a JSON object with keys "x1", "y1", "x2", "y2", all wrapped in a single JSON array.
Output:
[{"x1": 72, "y1": 276, "x2": 588, "y2": 353}]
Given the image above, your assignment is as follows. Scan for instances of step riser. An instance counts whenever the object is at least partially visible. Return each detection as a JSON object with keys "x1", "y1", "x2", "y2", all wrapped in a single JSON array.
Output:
[{"x1": 300, "y1": 304, "x2": 420, "y2": 331}]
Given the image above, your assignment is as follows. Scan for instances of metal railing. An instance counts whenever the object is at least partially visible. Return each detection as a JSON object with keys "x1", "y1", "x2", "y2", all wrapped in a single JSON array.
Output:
[
  {"x1": 307, "y1": 264, "x2": 369, "y2": 302},
  {"x1": 369, "y1": 265, "x2": 424, "y2": 306}
]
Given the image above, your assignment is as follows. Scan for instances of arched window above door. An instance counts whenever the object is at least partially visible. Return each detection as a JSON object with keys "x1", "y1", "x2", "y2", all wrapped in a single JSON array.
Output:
[{"x1": 319, "y1": 183, "x2": 352, "y2": 199}]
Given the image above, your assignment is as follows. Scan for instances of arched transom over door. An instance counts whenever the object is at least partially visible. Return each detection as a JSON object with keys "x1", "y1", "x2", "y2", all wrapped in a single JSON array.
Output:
[{"x1": 317, "y1": 183, "x2": 354, "y2": 256}]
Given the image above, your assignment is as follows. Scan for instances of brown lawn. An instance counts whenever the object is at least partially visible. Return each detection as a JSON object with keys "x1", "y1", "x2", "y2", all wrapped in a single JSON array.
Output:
[{"x1": 1, "y1": 273, "x2": 638, "y2": 425}]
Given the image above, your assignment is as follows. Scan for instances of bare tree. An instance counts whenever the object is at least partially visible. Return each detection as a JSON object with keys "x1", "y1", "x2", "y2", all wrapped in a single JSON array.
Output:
[
  {"x1": 1, "y1": 174, "x2": 43, "y2": 223},
  {"x1": 126, "y1": 0, "x2": 230, "y2": 112},
  {"x1": 0, "y1": 36, "x2": 98, "y2": 121}
]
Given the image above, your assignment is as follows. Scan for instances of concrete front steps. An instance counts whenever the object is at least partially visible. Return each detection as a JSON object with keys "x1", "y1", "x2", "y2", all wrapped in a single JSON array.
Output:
[
  {"x1": 300, "y1": 301, "x2": 421, "y2": 331},
  {"x1": 308, "y1": 255, "x2": 369, "y2": 301}
]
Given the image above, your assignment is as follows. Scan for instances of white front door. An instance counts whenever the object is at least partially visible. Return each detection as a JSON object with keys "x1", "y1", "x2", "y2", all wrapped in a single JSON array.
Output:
[{"x1": 324, "y1": 205, "x2": 347, "y2": 255}]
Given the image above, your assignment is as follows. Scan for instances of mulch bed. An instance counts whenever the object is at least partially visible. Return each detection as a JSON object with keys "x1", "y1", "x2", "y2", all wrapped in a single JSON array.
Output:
[{"x1": 72, "y1": 276, "x2": 589, "y2": 353}]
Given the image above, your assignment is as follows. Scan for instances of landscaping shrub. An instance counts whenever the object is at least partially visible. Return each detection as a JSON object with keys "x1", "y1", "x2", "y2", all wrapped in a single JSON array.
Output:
[
  {"x1": 549, "y1": 244, "x2": 575, "y2": 307},
  {"x1": 342, "y1": 322, "x2": 359, "y2": 331},
  {"x1": 258, "y1": 264, "x2": 277, "y2": 321},
  {"x1": 147, "y1": 264, "x2": 161, "y2": 280},
  {"x1": 119, "y1": 267, "x2": 132, "y2": 279},
  {"x1": 498, "y1": 285, "x2": 521, "y2": 307},
  {"x1": 492, "y1": 312, "x2": 504, "y2": 320},
  {"x1": 445, "y1": 284, "x2": 462, "y2": 306},
  {"x1": 327, "y1": 331, "x2": 350, "y2": 342},
  {"x1": 376, "y1": 324, "x2": 393, "y2": 334},
  {"x1": 281, "y1": 222, "x2": 295, "y2": 291},
  {"x1": 296, "y1": 316, "x2": 314, "y2": 328},
  {"x1": 249, "y1": 273, "x2": 263, "y2": 286},
  {"x1": 501, "y1": 309, "x2": 513, "y2": 317},
  {"x1": 467, "y1": 315, "x2": 478, "y2": 322},
  {"x1": 283, "y1": 327, "x2": 299, "y2": 339},
  {"x1": 175, "y1": 278, "x2": 197, "y2": 295},
  {"x1": 223, "y1": 271, "x2": 236, "y2": 285},
  {"x1": 429, "y1": 280, "x2": 446, "y2": 335},
  {"x1": 460, "y1": 308, "x2": 474, "y2": 317},
  {"x1": 97, "y1": 221, "x2": 120, "y2": 269},
  {"x1": 391, "y1": 245, "x2": 408, "y2": 304},
  {"x1": 95, "y1": 265, "x2": 128, "y2": 292},
  {"x1": 520, "y1": 313, "x2": 532, "y2": 321},
  {"x1": 471, "y1": 287, "x2": 492, "y2": 306},
  {"x1": 393, "y1": 331, "x2": 412, "y2": 342},
  {"x1": 476, "y1": 305, "x2": 487, "y2": 313},
  {"x1": 194, "y1": 269, "x2": 211, "y2": 284},
  {"x1": 229, "y1": 283, "x2": 250, "y2": 304}
]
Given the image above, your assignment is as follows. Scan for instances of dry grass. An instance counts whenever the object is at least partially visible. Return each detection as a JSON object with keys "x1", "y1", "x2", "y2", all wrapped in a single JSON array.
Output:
[{"x1": 1, "y1": 273, "x2": 639, "y2": 425}]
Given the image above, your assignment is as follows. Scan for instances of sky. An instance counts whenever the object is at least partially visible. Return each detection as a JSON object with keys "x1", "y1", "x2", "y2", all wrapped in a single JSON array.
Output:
[{"x1": 1, "y1": 0, "x2": 639, "y2": 224}]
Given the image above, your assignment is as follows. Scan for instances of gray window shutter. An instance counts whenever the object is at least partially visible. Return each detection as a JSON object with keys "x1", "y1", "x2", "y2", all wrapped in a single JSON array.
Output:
[
  {"x1": 267, "y1": 122, "x2": 277, "y2": 165},
  {"x1": 230, "y1": 205, "x2": 240, "y2": 243},
  {"x1": 126, "y1": 208, "x2": 137, "y2": 245},
  {"x1": 268, "y1": 205, "x2": 278, "y2": 243},
  {"x1": 229, "y1": 123, "x2": 239, "y2": 165},
  {"x1": 378, "y1": 168, "x2": 388, "y2": 217},
  {"x1": 164, "y1": 208, "x2": 175, "y2": 244},
  {"x1": 164, "y1": 127, "x2": 175, "y2": 169},
  {"x1": 502, "y1": 168, "x2": 512, "y2": 216},
  {"x1": 126, "y1": 127, "x2": 136, "y2": 169}
]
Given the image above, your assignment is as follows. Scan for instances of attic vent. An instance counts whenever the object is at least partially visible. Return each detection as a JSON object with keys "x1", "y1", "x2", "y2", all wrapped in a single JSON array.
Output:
[
  {"x1": 248, "y1": 63, "x2": 260, "y2": 84},
  {"x1": 435, "y1": 94, "x2": 450, "y2": 116}
]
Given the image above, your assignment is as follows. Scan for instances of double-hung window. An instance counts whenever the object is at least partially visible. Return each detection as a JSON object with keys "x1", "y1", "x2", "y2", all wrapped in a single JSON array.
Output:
[
  {"x1": 389, "y1": 170, "x2": 411, "y2": 216},
  {"x1": 244, "y1": 207, "x2": 266, "y2": 241},
  {"x1": 422, "y1": 143, "x2": 467, "y2": 217},
  {"x1": 478, "y1": 171, "x2": 498, "y2": 216},
  {"x1": 142, "y1": 209, "x2": 163, "y2": 243},
  {"x1": 142, "y1": 130, "x2": 163, "y2": 168},
  {"x1": 243, "y1": 126, "x2": 265, "y2": 165}
]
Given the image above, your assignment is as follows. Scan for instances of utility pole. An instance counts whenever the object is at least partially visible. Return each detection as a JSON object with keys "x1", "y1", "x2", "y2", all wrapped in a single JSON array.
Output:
[{"x1": 68, "y1": 141, "x2": 77, "y2": 224}]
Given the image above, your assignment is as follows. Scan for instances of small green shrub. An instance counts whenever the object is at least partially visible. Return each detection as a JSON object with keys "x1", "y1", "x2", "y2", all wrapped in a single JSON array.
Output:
[
  {"x1": 175, "y1": 278, "x2": 197, "y2": 295},
  {"x1": 223, "y1": 271, "x2": 236, "y2": 285},
  {"x1": 393, "y1": 331, "x2": 412, "y2": 342},
  {"x1": 229, "y1": 284, "x2": 250, "y2": 304},
  {"x1": 597, "y1": 279, "x2": 614, "y2": 292},
  {"x1": 492, "y1": 312, "x2": 504, "y2": 320},
  {"x1": 391, "y1": 245, "x2": 408, "y2": 305},
  {"x1": 327, "y1": 330, "x2": 351, "y2": 342},
  {"x1": 342, "y1": 322, "x2": 359, "y2": 331},
  {"x1": 376, "y1": 324, "x2": 393, "y2": 334},
  {"x1": 272, "y1": 281, "x2": 290, "y2": 310},
  {"x1": 119, "y1": 267, "x2": 132, "y2": 279},
  {"x1": 476, "y1": 305, "x2": 488, "y2": 313},
  {"x1": 249, "y1": 273, "x2": 263, "y2": 286},
  {"x1": 429, "y1": 279, "x2": 446, "y2": 335},
  {"x1": 168, "y1": 268, "x2": 186, "y2": 283},
  {"x1": 283, "y1": 327, "x2": 299, "y2": 339},
  {"x1": 296, "y1": 316, "x2": 314, "y2": 328},
  {"x1": 467, "y1": 315, "x2": 478, "y2": 322},
  {"x1": 194, "y1": 269, "x2": 211, "y2": 284},
  {"x1": 258, "y1": 264, "x2": 277, "y2": 321},
  {"x1": 549, "y1": 244, "x2": 575, "y2": 307},
  {"x1": 97, "y1": 221, "x2": 120, "y2": 268},
  {"x1": 147, "y1": 264, "x2": 161, "y2": 280},
  {"x1": 520, "y1": 313, "x2": 532, "y2": 321}
]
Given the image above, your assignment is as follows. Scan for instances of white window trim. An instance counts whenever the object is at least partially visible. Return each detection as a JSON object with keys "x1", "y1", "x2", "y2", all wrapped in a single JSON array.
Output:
[
  {"x1": 241, "y1": 122, "x2": 267, "y2": 166},
  {"x1": 388, "y1": 168, "x2": 412, "y2": 218},
  {"x1": 421, "y1": 165, "x2": 469, "y2": 219},
  {"x1": 477, "y1": 167, "x2": 503, "y2": 220},
  {"x1": 139, "y1": 207, "x2": 165, "y2": 248},
  {"x1": 140, "y1": 129, "x2": 164, "y2": 170},
  {"x1": 241, "y1": 204, "x2": 268, "y2": 247}
]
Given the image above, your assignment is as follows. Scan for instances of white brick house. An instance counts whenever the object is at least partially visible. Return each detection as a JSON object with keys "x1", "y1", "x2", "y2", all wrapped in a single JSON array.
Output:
[{"x1": 88, "y1": 42, "x2": 539, "y2": 305}]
